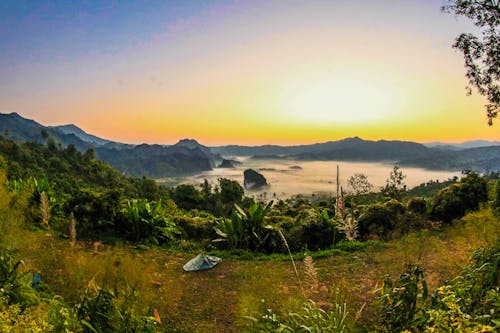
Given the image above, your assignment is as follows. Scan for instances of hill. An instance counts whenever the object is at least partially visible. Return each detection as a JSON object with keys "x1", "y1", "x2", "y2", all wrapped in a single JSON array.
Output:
[
  {"x1": 213, "y1": 137, "x2": 500, "y2": 172},
  {"x1": 0, "y1": 112, "x2": 218, "y2": 177}
]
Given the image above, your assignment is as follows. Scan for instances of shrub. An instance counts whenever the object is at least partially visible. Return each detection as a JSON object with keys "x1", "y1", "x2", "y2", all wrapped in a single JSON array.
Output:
[
  {"x1": 0, "y1": 249, "x2": 38, "y2": 307},
  {"x1": 118, "y1": 199, "x2": 180, "y2": 245},
  {"x1": 174, "y1": 214, "x2": 218, "y2": 241},
  {"x1": 376, "y1": 265, "x2": 428, "y2": 332},
  {"x1": 357, "y1": 200, "x2": 404, "y2": 240},
  {"x1": 407, "y1": 197, "x2": 427, "y2": 215},
  {"x1": 430, "y1": 173, "x2": 487, "y2": 223},
  {"x1": 214, "y1": 200, "x2": 280, "y2": 253},
  {"x1": 492, "y1": 179, "x2": 500, "y2": 217}
]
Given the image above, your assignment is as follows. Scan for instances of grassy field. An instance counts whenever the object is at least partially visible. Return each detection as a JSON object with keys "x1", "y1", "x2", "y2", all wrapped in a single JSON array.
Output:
[{"x1": 8, "y1": 208, "x2": 499, "y2": 332}]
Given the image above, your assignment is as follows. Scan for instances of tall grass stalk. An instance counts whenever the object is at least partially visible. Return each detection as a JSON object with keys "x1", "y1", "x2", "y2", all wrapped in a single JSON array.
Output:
[
  {"x1": 40, "y1": 191, "x2": 50, "y2": 229},
  {"x1": 278, "y1": 229, "x2": 306, "y2": 299},
  {"x1": 69, "y1": 212, "x2": 76, "y2": 247},
  {"x1": 304, "y1": 255, "x2": 319, "y2": 292}
]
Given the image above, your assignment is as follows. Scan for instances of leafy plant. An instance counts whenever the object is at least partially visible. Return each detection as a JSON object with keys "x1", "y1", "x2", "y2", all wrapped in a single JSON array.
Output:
[
  {"x1": 376, "y1": 264, "x2": 428, "y2": 332},
  {"x1": 120, "y1": 199, "x2": 180, "y2": 245},
  {"x1": 214, "y1": 200, "x2": 274, "y2": 252},
  {"x1": 0, "y1": 249, "x2": 38, "y2": 307},
  {"x1": 245, "y1": 292, "x2": 350, "y2": 333}
]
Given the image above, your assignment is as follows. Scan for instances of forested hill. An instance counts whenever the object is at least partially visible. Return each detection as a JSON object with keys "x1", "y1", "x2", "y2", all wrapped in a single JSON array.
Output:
[
  {"x1": 0, "y1": 112, "x2": 219, "y2": 177},
  {"x1": 0, "y1": 135, "x2": 161, "y2": 200}
]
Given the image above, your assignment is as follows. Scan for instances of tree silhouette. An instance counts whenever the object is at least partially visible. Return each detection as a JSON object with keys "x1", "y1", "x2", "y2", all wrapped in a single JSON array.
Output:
[{"x1": 442, "y1": 0, "x2": 499, "y2": 125}]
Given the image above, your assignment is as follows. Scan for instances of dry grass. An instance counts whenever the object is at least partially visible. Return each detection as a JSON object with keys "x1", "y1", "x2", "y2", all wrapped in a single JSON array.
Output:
[{"x1": 7, "y1": 208, "x2": 499, "y2": 332}]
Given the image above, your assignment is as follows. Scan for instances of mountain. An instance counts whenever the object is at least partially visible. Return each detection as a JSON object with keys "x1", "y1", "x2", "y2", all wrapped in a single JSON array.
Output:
[
  {"x1": 211, "y1": 137, "x2": 499, "y2": 172},
  {"x1": 1, "y1": 112, "x2": 498, "y2": 176},
  {"x1": 0, "y1": 112, "x2": 95, "y2": 151},
  {"x1": 213, "y1": 137, "x2": 431, "y2": 162},
  {"x1": 0, "y1": 112, "x2": 217, "y2": 177},
  {"x1": 50, "y1": 124, "x2": 115, "y2": 146},
  {"x1": 399, "y1": 146, "x2": 500, "y2": 172},
  {"x1": 425, "y1": 140, "x2": 500, "y2": 150},
  {"x1": 290, "y1": 138, "x2": 430, "y2": 161}
]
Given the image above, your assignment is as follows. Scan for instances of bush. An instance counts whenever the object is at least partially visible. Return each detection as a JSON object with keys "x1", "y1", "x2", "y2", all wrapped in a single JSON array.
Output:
[
  {"x1": 407, "y1": 197, "x2": 427, "y2": 215},
  {"x1": 174, "y1": 214, "x2": 218, "y2": 241},
  {"x1": 357, "y1": 200, "x2": 405, "y2": 240},
  {"x1": 284, "y1": 208, "x2": 337, "y2": 251},
  {"x1": 375, "y1": 242, "x2": 500, "y2": 332},
  {"x1": 430, "y1": 173, "x2": 488, "y2": 223},
  {"x1": 376, "y1": 265, "x2": 428, "y2": 332},
  {"x1": 0, "y1": 249, "x2": 38, "y2": 307},
  {"x1": 492, "y1": 179, "x2": 500, "y2": 217},
  {"x1": 117, "y1": 199, "x2": 180, "y2": 245}
]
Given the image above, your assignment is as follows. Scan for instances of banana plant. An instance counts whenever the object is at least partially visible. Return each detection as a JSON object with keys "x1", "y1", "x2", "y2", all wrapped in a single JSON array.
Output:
[
  {"x1": 214, "y1": 200, "x2": 273, "y2": 251},
  {"x1": 121, "y1": 199, "x2": 179, "y2": 244}
]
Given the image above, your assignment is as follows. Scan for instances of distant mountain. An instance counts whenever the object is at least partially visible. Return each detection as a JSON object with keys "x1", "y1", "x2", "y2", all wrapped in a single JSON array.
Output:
[
  {"x1": 1, "y1": 112, "x2": 498, "y2": 176},
  {"x1": 399, "y1": 146, "x2": 500, "y2": 172},
  {"x1": 213, "y1": 137, "x2": 430, "y2": 162},
  {"x1": 425, "y1": 140, "x2": 500, "y2": 150},
  {"x1": 94, "y1": 139, "x2": 218, "y2": 178},
  {"x1": 0, "y1": 112, "x2": 217, "y2": 177},
  {"x1": 50, "y1": 124, "x2": 115, "y2": 146},
  {"x1": 290, "y1": 139, "x2": 430, "y2": 162},
  {"x1": 211, "y1": 137, "x2": 499, "y2": 172}
]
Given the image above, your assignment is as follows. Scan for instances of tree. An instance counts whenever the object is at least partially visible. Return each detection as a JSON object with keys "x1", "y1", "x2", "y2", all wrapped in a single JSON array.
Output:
[
  {"x1": 381, "y1": 166, "x2": 407, "y2": 200},
  {"x1": 218, "y1": 178, "x2": 244, "y2": 205},
  {"x1": 430, "y1": 172, "x2": 487, "y2": 223},
  {"x1": 442, "y1": 0, "x2": 499, "y2": 125},
  {"x1": 347, "y1": 173, "x2": 374, "y2": 195}
]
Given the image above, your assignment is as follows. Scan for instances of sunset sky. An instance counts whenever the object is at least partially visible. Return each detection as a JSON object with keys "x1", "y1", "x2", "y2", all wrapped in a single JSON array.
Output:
[{"x1": 0, "y1": 0, "x2": 497, "y2": 145}]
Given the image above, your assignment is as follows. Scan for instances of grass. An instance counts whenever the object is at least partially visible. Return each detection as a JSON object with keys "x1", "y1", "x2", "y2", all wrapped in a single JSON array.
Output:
[{"x1": 5, "y1": 208, "x2": 499, "y2": 332}]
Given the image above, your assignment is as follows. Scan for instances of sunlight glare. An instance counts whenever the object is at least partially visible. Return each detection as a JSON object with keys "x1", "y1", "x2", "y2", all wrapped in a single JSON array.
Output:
[{"x1": 278, "y1": 72, "x2": 402, "y2": 124}]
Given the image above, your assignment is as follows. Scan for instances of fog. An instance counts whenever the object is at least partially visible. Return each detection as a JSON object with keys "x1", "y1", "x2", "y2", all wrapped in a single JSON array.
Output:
[{"x1": 176, "y1": 158, "x2": 460, "y2": 198}]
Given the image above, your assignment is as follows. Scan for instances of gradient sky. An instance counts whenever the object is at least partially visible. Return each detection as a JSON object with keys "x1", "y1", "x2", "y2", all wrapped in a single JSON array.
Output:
[{"x1": 0, "y1": 0, "x2": 497, "y2": 145}]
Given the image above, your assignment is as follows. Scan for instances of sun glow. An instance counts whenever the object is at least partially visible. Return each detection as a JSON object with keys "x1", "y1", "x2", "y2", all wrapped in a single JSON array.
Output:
[{"x1": 278, "y1": 71, "x2": 404, "y2": 124}]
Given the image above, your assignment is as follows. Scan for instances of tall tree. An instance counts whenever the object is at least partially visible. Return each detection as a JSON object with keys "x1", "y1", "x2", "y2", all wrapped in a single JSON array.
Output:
[{"x1": 442, "y1": 1, "x2": 499, "y2": 125}]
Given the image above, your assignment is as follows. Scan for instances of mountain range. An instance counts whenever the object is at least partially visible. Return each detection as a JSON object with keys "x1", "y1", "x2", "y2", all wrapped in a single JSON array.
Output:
[{"x1": 0, "y1": 112, "x2": 498, "y2": 177}]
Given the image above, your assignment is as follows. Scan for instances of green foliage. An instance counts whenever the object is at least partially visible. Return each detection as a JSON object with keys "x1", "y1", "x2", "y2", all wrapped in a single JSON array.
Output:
[
  {"x1": 283, "y1": 208, "x2": 337, "y2": 251},
  {"x1": 381, "y1": 166, "x2": 407, "y2": 200},
  {"x1": 174, "y1": 213, "x2": 218, "y2": 242},
  {"x1": 357, "y1": 200, "x2": 405, "y2": 240},
  {"x1": 170, "y1": 184, "x2": 203, "y2": 211},
  {"x1": 407, "y1": 197, "x2": 428, "y2": 215},
  {"x1": 492, "y1": 179, "x2": 500, "y2": 217},
  {"x1": 119, "y1": 199, "x2": 180, "y2": 245},
  {"x1": 245, "y1": 292, "x2": 350, "y2": 333},
  {"x1": 376, "y1": 264, "x2": 428, "y2": 332},
  {"x1": 214, "y1": 200, "x2": 277, "y2": 252},
  {"x1": 69, "y1": 188, "x2": 122, "y2": 237},
  {"x1": 347, "y1": 173, "x2": 373, "y2": 195},
  {"x1": 430, "y1": 172, "x2": 488, "y2": 223},
  {"x1": 0, "y1": 249, "x2": 38, "y2": 307},
  {"x1": 407, "y1": 178, "x2": 457, "y2": 198},
  {"x1": 218, "y1": 177, "x2": 244, "y2": 207},
  {"x1": 375, "y1": 242, "x2": 500, "y2": 332},
  {"x1": 442, "y1": 0, "x2": 499, "y2": 124}
]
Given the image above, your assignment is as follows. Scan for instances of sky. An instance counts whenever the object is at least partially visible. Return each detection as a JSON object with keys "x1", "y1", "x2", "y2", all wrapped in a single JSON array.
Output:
[{"x1": 0, "y1": 0, "x2": 498, "y2": 145}]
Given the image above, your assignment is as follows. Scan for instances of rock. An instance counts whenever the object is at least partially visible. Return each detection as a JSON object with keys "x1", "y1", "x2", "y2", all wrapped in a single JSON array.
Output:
[
  {"x1": 218, "y1": 158, "x2": 236, "y2": 168},
  {"x1": 244, "y1": 169, "x2": 268, "y2": 189},
  {"x1": 289, "y1": 165, "x2": 302, "y2": 170}
]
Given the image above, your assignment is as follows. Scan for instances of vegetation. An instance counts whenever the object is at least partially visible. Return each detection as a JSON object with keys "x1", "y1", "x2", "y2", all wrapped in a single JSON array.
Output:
[
  {"x1": 0, "y1": 135, "x2": 499, "y2": 332},
  {"x1": 442, "y1": 0, "x2": 499, "y2": 124}
]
